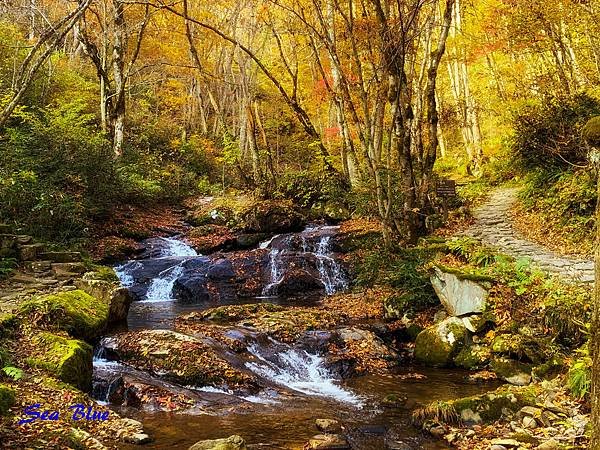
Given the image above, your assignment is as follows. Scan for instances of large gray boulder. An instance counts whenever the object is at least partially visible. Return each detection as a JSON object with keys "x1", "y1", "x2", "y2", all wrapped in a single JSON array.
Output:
[{"x1": 430, "y1": 266, "x2": 489, "y2": 316}]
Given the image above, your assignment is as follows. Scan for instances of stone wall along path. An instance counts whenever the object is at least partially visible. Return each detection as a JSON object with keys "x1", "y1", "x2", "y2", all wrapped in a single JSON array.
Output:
[{"x1": 464, "y1": 187, "x2": 594, "y2": 284}]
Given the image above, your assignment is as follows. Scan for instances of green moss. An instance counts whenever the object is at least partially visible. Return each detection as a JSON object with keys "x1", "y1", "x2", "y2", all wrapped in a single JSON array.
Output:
[
  {"x1": 0, "y1": 383, "x2": 16, "y2": 415},
  {"x1": 0, "y1": 313, "x2": 18, "y2": 338},
  {"x1": 88, "y1": 266, "x2": 119, "y2": 283},
  {"x1": 414, "y1": 318, "x2": 467, "y2": 367},
  {"x1": 438, "y1": 384, "x2": 540, "y2": 424},
  {"x1": 433, "y1": 263, "x2": 495, "y2": 284},
  {"x1": 583, "y1": 116, "x2": 600, "y2": 146},
  {"x1": 19, "y1": 289, "x2": 108, "y2": 341},
  {"x1": 454, "y1": 344, "x2": 491, "y2": 370},
  {"x1": 26, "y1": 332, "x2": 92, "y2": 391}
]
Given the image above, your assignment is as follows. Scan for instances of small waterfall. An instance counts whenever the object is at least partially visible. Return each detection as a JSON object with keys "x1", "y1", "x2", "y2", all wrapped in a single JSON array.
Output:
[
  {"x1": 313, "y1": 235, "x2": 349, "y2": 295},
  {"x1": 114, "y1": 237, "x2": 198, "y2": 302},
  {"x1": 245, "y1": 340, "x2": 362, "y2": 406},
  {"x1": 144, "y1": 263, "x2": 185, "y2": 302},
  {"x1": 158, "y1": 237, "x2": 197, "y2": 257},
  {"x1": 262, "y1": 226, "x2": 348, "y2": 296},
  {"x1": 262, "y1": 248, "x2": 285, "y2": 296}
]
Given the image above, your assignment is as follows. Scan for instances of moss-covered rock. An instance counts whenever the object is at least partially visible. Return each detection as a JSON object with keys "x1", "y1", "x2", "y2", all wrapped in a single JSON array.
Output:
[
  {"x1": 451, "y1": 384, "x2": 540, "y2": 423},
  {"x1": 454, "y1": 344, "x2": 492, "y2": 370},
  {"x1": 0, "y1": 383, "x2": 16, "y2": 415},
  {"x1": 0, "y1": 313, "x2": 18, "y2": 338},
  {"x1": 583, "y1": 116, "x2": 600, "y2": 146},
  {"x1": 19, "y1": 289, "x2": 109, "y2": 341},
  {"x1": 189, "y1": 435, "x2": 247, "y2": 450},
  {"x1": 75, "y1": 272, "x2": 132, "y2": 324},
  {"x1": 430, "y1": 265, "x2": 491, "y2": 316},
  {"x1": 27, "y1": 332, "x2": 93, "y2": 391},
  {"x1": 414, "y1": 384, "x2": 541, "y2": 425},
  {"x1": 490, "y1": 357, "x2": 532, "y2": 386},
  {"x1": 414, "y1": 317, "x2": 469, "y2": 367},
  {"x1": 491, "y1": 333, "x2": 554, "y2": 365}
]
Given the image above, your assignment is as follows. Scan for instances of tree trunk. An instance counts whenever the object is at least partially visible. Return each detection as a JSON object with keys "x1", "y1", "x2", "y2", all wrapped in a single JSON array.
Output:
[
  {"x1": 111, "y1": 0, "x2": 126, "y2": 157},
  {"x1": 592, "y1": 165, "x2": 600, "y2": 449}
]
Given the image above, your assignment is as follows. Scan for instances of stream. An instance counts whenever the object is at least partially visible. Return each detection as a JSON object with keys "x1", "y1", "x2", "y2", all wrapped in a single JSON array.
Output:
[{"x1": 93, "y1": 225, "x2": 494, "y2": 449}]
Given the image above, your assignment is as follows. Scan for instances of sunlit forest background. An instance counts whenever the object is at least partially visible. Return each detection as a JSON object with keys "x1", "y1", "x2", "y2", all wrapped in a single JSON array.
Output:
[{"x1": 1, "y1": 0, "x2": 598, "y2": 249}]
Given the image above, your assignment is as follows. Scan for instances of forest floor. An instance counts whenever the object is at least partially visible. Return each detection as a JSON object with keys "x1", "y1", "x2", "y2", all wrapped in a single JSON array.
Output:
[{"x1": 464, "y1": 187, "x2": 594, "y2": 283}]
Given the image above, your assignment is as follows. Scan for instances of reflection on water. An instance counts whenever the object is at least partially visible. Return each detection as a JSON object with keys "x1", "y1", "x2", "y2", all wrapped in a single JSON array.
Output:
[{"x1": 118, "y1": 367, "x2": 496, "y2": 450}]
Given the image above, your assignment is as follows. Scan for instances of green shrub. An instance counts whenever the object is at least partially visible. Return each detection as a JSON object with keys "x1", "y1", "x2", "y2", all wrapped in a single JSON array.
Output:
[{"x1": 567, "y1": 349, "x2": 592, "y2": 400}]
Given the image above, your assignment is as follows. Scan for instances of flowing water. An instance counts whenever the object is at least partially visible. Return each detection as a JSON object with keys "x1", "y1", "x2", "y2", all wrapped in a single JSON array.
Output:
[{"x1": 98, "y1": 226, "x2": 497, "y2": 449}]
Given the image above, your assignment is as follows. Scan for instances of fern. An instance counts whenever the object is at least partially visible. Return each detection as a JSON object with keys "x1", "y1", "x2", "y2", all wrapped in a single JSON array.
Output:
[{"x1": 2, "y1": 366, "x2": 23, "y2": 381}]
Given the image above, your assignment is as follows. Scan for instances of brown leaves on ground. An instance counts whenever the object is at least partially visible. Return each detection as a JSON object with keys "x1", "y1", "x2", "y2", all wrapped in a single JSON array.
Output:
[
  {"x1": 321, "y1": 287, "x2": 389, "y2": 321},
  {"x1": 88, "y1": 204, "x2": 189, "y2": 261},
  {"x1": 187, "y1": 224, "x2": 236, "y2": 253},
  {"x1": 0, "y1": 377, "x2": 124, "y2": 449},
  {"x1": 511, "y1": 203, "x2": 593, "y2": 258}
]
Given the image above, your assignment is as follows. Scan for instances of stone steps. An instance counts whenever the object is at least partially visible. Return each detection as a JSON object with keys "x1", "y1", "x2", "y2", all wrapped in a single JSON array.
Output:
[{"x1": 464, "y1": 187, "x2": 594, "y2": 284}]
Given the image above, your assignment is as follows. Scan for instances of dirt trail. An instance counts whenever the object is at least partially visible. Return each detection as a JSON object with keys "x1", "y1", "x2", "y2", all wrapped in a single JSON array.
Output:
[{"x1": 464, "y1": 187, "x2": 594, "y2": 284}]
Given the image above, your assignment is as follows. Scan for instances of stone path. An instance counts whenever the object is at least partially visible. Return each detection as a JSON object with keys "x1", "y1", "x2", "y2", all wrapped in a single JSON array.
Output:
[{"x1": 464, "y1": 187, "x2": 595, "y2": 284}]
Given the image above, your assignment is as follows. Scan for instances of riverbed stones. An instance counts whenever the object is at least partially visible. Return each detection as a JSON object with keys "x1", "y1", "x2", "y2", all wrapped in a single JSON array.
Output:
[
  {"x1": 306, "y1": 434, "x2": 350, "y2": 449},
  {"x1": 430, "y1": 266, "x2": 490, "y2": 316},
  {"x1": 414, "y1": 317, "x2": 469, "y2": 367},
  {"x1": 188, "y1": 435, "x2": 247, "y2": 450}
]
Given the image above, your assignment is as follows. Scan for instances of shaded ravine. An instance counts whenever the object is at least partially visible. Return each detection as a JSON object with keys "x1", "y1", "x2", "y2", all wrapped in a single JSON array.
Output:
[
  {"x1": 95, "y1": 225, "x2": 495, "y2": 449},
  {"x1": 465, "y1": 187, "x2": 594, "y2": 283}
]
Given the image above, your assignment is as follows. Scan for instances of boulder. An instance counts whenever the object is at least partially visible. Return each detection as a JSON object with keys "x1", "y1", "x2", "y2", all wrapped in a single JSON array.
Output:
[
  {"x1": 27, "y1": 332, "x2": 93, "y2": 390},
  {"x1": 0, "y1": 384, "x2": 15, "y2": 415},
  {"x1": 189, "y1": 435, "x2": 247, "y2": 450},
  {"x1": 306, "y1": 434, "x2": 350, "y2": 450},
  {"x1": 491, "y1": 358, "x2": 532, "y2": 386},
  {"x1": 414, "y1": 317, "x2": 469, "y2": 367},
  {"x1": 19, "y1": 289, "x2": 109, "y2": 341},
  {"x1": 103, "y1": 330, "x2": 257, "y2": 390},
  {"x1": 275, "y1": 267, "x2": 324, "y2": 295},
  {"x1": 207, "y1": 259, "x2": 235, "y2": 280},
  {"x1": 235, "y1": 233, "x2": 271, "y2": 249},
  {"x1": 76, "y1": 272, "x2": 133, "y2": 324},
  {"x1": 241, "y1": 200, "x2": 305, "y2": 233},
  {"x1": 315, "y1": 419, "x2": 341, "y2": 433},
  {"x1": 173, "y1": 275, "x2": 211, "y2": 304},
  {"x1": 430, "y1": 266, "x2": 490, "y2": 316}
]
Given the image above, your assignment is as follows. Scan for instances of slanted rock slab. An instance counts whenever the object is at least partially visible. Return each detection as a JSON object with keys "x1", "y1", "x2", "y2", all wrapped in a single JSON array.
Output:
[{"x1": 430, "y1": 266, "x2": 489, "y2": 316}]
